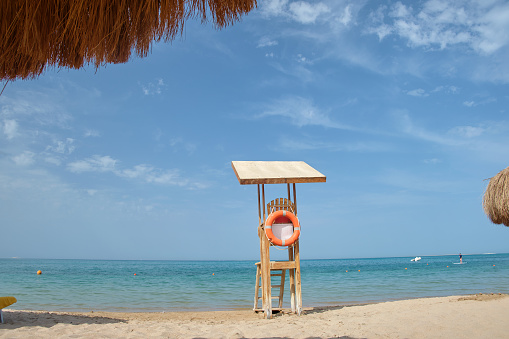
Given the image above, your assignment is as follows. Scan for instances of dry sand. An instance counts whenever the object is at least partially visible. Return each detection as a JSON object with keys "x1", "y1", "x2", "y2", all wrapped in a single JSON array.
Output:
[{"x1": 1, "y1": 294, "x2": 508, "y2": 338}]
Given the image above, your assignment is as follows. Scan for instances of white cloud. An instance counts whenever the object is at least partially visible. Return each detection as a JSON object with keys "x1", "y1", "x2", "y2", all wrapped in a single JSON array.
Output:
[
  {"x1": 84, "y1": 129, "x2": 100, "y2": 137},
  {"x1": 141, "y1": 78, "x2": 165, "y2": 95},
  {"x1": 395, "y1": 111, "x2": 496, "y2": 147},
  {"x1": 118, "y1": 165, "x2": 188, "y2": 186},
  {"x1": 13, "y1": 151, "x2": 35, "y2": 166},
  {"x1": 46, "y1": 138, "x2": 75, "y2": 154},
  {"x1": 277, "y1": 136, "x2": 391, "y2": 152},
  {"x1": 368, "y1": 0, "x2": 509, "y2": 55},
  {"x1": 146, "y1": 169, "x2": 185, "y2": 186},
  {"x1": 67, "y1": 155, "x2": 201, "y2": 188},
  {"x1": 473, "y1": 2, "x2": 509, "y2": 54},
  {"x1": 367, "y1": 5, "x2": 392, "y2": 40},
  {"x1": 269, "y1": 61, "x2": 315, "y2": 82},
  {"x1": 3, "y1": 119, "x2": 18, "y2": 139},
  {"x1": 395, "y1": 111, "x2": 458, "y2": 145},
  {"x1": 260, "y1": 0, "x2": 330, "y2": 24},
  {"x1": 86, "y1": 189, "x2": 98, "y2": 196},
  {"x1": 448, "y1": 125, "x2": 485, "y2": 138},
  {"x1": 462, "y1": 96, "x2": 496, "y2": 107},
  {"x1": 390, "y1": 1, "x2": 411, "y2": 18},
  {"x1": 260, "y1": 0, "x2": 289, "y2": 17},
  {"x1": 406, "y1": 85, "x2": 459, "y2": 97},
  {"x1": 118, "y1": 164, "x2": 154, "y2": 179},
  {"x1": 431, "y1": 85, "x2": 459, "y2": 94},
  {"x1": 258, "y1": 96, "x2": 352, "y2": 129},
  {"x1": 257, "y1": 36, "x2": 278, "y2": 48},
  {"x1": 423, "y1": 158, "x2": 441, "y2": 164},
  {"x1": 0, "y1": 91, "x2": 71, "y2": 128},
  {"x1": 338, "y1": 4, "x2": 353, "y2": 26},
  {"x1": 289, "y1": 1, "x2": 330, "y2": 24},
  {"x1": 296, "y1": 54, "x2": 311, "y2": 64},
  {"x1": 44, "y1": 156, "x2": 62, "y2": 166},
  {"x1": 407, "y1": 88, "x2": 429, "y2": 97},
  {"x1": 67, "y1": 155, "x2": 117, "y2": 173}
]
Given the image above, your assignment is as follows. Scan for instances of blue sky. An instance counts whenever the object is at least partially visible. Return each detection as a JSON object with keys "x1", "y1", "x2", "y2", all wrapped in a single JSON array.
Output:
[{"x1": 1, "y1": 0, "x2": 509, "y2": 260}]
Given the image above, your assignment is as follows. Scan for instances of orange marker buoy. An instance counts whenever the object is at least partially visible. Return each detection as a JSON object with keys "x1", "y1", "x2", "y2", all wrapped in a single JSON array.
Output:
[
  {"x1": 493, "y1": 265, "x2": 496, "y2": 267},
  {"x1": 358, "y1": 270, "x2": 360, "y2": 272},
  {"x1": 405, "y1": 268, "x2": 407, "y2": 270},
  {"x1": 345, "y1": 270, "x2": 348, "y2": 272},
  {"x1": 212, "y1": 273, "x2": 215, "y2": 276},
  {"x1": 37, "y1": 270, "x2": 42, "y2": 275},
  {"x1": 447, "y1": 266, "x2": 449, "y2": 268},
  {"x1": 134, "y1": 273, "x2": 137, "y2": 276}
]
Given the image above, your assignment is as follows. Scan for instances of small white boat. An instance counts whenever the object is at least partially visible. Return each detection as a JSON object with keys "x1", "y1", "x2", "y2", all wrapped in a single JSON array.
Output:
[{"x1": 411, "y1": 256, "x2": 422, "y2": 262}]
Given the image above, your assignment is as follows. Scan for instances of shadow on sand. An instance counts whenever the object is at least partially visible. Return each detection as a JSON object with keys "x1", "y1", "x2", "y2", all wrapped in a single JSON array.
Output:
[{"x1": 0, "y1": 310, "x2": 125, "y2": 329}]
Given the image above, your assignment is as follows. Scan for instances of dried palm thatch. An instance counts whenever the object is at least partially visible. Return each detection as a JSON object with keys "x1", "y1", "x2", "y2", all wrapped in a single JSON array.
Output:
[
  {"x1": 483, "y1": 166, "x2": 509, "y2": 227},
  {"x1": 1, "y1": 0, "x2": 257, "y2": 80}
]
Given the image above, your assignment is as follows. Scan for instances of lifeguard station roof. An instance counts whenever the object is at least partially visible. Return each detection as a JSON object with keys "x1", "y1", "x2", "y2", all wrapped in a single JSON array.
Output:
[{"x1": 232, "y1": 161, "x2": 326, "y2": 185}]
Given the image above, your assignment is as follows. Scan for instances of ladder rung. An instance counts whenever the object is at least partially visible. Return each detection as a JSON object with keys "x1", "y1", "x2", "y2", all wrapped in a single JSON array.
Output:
[
  {"x1": 258, "y1": 296, "x2": 283, "y2": 300},
  {"x1": 256, "y1": 285, "x2": 283, "y2": 290}
]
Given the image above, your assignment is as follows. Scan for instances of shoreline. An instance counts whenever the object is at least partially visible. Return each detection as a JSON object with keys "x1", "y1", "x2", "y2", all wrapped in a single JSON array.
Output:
[
  {"x1": 5, "y1": 292, "x2": 500, "y2": 314},
  {"x1": 1, "y1": 294, "x2": 508, "y2": 338}
]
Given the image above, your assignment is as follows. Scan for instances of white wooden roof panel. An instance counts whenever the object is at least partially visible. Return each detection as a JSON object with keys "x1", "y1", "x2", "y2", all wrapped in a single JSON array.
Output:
[{"x1": 232, "y1": 161, "x2": 326, "y2": 185}]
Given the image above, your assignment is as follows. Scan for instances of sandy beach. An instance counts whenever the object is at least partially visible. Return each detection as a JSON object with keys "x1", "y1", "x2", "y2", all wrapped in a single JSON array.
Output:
[{"x1": 1, "y1": 294, "x2": 508, "y2": 338}]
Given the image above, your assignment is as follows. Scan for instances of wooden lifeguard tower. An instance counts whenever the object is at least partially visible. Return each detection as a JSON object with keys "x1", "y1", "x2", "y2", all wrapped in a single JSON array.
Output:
[{"x1": 232, "y1": 161, "x2": 326, "y2": 319}]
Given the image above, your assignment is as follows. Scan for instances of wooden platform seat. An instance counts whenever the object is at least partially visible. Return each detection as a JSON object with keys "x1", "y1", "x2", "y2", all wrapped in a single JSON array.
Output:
[
  {"x1": 0, "y1": 296, "x2": 17, "y2": 323},
  {"x1": 267, "y1": 198, "x2": 295, "y2": 216}
]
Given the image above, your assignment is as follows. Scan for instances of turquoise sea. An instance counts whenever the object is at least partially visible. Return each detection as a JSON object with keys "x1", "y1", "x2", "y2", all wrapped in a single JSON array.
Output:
[{"x1": 1, "y1": 253, "x2": 508, "y2": 312}]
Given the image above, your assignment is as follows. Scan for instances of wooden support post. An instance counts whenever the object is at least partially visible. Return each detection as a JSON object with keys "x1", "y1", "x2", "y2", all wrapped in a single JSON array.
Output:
[
  {"x1": 294, "y1": 239, "x2": 302, "y2": 315},
  {"x1": 253, "y1": 262, "x2": 260, "y2": 310},
  {"x1": 262, "y1": 184, "x2": 266, "y2": 222},
  {"x1": 260, "y1": 184, "x2": 272, "y2": 318},
  {"x1": 288, "y1": 245, "x2": 296, "y2": 313},
  {"x1": 261, "y1": 230, "x2": 271, "y2": 318},
  {"x1": 257, "y1": 184, "x2": 262, "y2": 226},
  {"x1": 293, "y1": 183, "x2": 297, "y2": 215}
]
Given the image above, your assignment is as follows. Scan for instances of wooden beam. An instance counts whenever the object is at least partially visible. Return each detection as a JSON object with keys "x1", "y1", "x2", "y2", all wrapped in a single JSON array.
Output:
[
  {"x1": 261, "y1": 228, "x2": 272, "y2": 319},
  {"x1": 288, "y1": 247, "x2": 296, "y2": 313},
  {"x1": 293, "y1": 183, "x2": 297, "y2": 216},
  {"x1": 294, "y1": 239, "x2": 302, "y2": 315},
  {"x1": 257, "y1": 184, "x2": 261, "y2": 226}
]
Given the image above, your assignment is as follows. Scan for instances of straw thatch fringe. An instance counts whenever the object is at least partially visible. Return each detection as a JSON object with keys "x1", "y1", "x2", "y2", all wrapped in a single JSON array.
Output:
[
  {"x1": 1, "y1": 0, "x2": 257, "y2": 80},
  {"x1": 483, "y1": 166, "x2": 509, "y2": 227}
]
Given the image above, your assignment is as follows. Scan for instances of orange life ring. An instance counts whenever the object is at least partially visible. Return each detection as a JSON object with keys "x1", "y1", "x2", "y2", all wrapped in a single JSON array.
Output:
[{"x1": 264, "y1": 210, "x2": 300, "y2": 246}]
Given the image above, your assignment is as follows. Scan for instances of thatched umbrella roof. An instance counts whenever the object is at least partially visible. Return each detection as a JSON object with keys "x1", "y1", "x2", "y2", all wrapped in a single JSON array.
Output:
[
  {"x1": 483, "y1": 166, "x2": 509, "y2": 227},
  {"x1": 1, "y1": 0, "x2": 257, "y2": 80}
]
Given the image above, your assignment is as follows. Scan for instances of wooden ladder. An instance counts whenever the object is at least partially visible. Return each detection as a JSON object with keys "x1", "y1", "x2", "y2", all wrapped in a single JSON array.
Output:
[{"x1": 253, "y1": 262, "x2": 287, "y2": 312}]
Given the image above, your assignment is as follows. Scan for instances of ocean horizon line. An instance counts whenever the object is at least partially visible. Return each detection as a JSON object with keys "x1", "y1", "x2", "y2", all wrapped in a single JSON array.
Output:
[{"x1": 3, "y1": 252, "x2": 504, "y2": 262}]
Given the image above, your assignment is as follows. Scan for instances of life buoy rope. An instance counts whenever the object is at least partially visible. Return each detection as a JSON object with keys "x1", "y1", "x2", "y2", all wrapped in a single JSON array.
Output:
[{"x1": 264, "y1": 210, "x2": 300, "y2": 247}]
